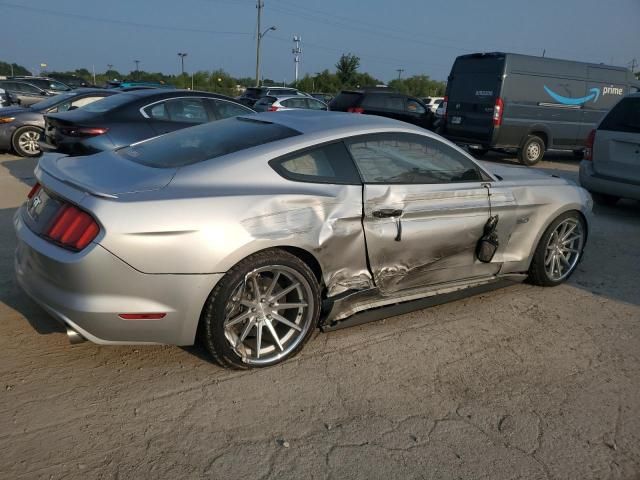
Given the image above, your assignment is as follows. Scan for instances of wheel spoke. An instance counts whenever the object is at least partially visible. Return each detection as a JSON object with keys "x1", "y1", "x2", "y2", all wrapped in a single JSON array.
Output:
[
  {"x1": 274, "y1": 302, "x2": 308, "y2": 310},
  {"x1": 225, "y1": 310, "x2": 252, "y2": 328},
  {"x1": 561, "y1": 223, "x2": 577, "y2": 241},
  {"x1": 563, "y1": 247, "x2": 580, "y2": 254},
  {"x1": 545, "y1": 252, "x2": 554, "y2": 266},
  {"x1": 562, "y1": 234, "x2": 582, "y2": 245},
  {"x1": 255, "y1": 323, "x2": 263, "y2": 358},
  {"x1": 272, "y1": 312, "x2": 302, "y2": 332},
  {"x1": 265, "y1": 319, "x2": 283, "y2": 351},
  {"x1": 250, "y1": 274, "x2": 261, "y2": 298},
  {"x1": 270, "y1": 282, "x2": 300, "y2": 301},
  {"x1": 264, "y1": 272, "x2": 281, "y2": 298},
  {"x1": 236, "y1": 319, "x2": 255, "y2": 348},
  {"x1": 559, "y1": 253, "x2": 570, "y2": 267}
]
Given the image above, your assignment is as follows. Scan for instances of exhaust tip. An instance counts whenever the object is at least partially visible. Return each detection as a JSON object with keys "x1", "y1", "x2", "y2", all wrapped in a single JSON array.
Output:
[{"x1": 66, "y1": 327, "x2": 86, "y2": 345}]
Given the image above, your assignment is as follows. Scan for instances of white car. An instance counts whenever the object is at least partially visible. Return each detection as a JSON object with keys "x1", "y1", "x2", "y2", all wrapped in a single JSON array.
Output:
[
  {"x1": 253, "y1": 95, "x2": 328, "y2": 112},
  {"x1": 579, "y1": 93, "x2": 640, "y2": 205},
  {"x1": 422, "y1": 96, "x2": 444, "y2": 114}
]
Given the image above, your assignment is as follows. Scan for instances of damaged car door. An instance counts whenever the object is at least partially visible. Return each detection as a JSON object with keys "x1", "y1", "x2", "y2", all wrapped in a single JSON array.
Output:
[{"x1": 346, "y1": 133, "x2": 499, "y2": 294}]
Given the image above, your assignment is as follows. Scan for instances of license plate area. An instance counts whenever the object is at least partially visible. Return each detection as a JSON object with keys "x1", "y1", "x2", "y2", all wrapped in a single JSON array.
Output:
[
  {"x1": 451, "y1": 116, "x2": 462, "y2": 125},
  {"x1": 26, "y1": 188, "x2": 64, "y2": 234}
]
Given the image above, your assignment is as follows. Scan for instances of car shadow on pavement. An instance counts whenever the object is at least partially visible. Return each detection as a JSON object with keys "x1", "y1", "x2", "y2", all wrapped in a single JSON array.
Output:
[
  {"x1": 0, "y1": 206, "x2": 66, "y2": 335},
  {"x1": 1, "y1": 156, "x2": 39, "y2": 187}
]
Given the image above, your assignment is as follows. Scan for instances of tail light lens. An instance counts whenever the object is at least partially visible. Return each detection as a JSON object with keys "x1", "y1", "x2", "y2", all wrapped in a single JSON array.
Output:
[
  {"x1": 60, "y1": 126, "x2": 108, "y2": 137},
  {"x1": 268, "y1": 105, "x2": 279, "y2": 112},
  {"x1": 584, "y1": 129, "x2": 596, "y2": 161},
  {"x1": 27, "y1": 182, "x2": 41, "y2": 199},
  {"x1": 442, "y1": 96, "x2": 448, "y2": 120},
  {"x1": 347, "y1": 107, "x2": 364, "y2": 113},
  {"x1": 45, "y1": 204, "x2": 99, "y2": 251},
  {"x1": 493, "y1": 97, "x2": 504, "y2": 127}
]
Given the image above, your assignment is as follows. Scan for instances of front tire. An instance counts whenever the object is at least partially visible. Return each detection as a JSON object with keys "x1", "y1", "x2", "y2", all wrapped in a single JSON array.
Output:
[
  {"x1": 518, "y1": 135, "x2": 545, "y2": 166},
  {"x1": 199, "y1": 249, "x2": 321, "y2": 369},
  {"x1": 12, "y1": 126, "x2": 42, "y2": 157},
  {"x1": 528, "y1": 211, "x2": 586, "y2": 287}
]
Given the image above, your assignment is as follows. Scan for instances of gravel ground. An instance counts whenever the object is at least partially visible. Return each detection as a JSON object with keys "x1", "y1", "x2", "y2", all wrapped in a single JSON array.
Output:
[{"x1": 0, "y1": 151, "x2": 639, "y2": 480}]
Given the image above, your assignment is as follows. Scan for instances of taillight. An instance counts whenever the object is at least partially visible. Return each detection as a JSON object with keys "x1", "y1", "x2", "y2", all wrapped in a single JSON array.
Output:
[
  {"x1": 493, "y1": 97, "x2": 504, "y2": 127},
  {"x1": 27, "y1": 183, "x2": 41, "y2": 199},
  {"x1": 268, "y1": 105, "x2": 279, "y2": 112},
  {"x1": 347, "y1": 107, "x2": 364, "y2": 113},
  {"x1": 60, "y1": 126, "x2": 108, "y2": 137},
  {"x1": 45, "y1": 204, "x2": 99, "y2": 251},
  {"x1": 442, "y1": 96, "x2": 448, "y2": 120},
  {"x1": 584, "y1": 129, "x2": 596, "y2": 161}
]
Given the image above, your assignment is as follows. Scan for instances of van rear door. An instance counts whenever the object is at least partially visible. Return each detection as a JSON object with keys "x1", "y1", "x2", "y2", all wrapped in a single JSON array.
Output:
[{"x1": 446, "y1": 55, "x2": 504, "y2": 144}]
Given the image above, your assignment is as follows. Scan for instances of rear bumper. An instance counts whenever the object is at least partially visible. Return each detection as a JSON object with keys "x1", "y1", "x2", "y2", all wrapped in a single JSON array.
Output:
[
  {"x1": 579, "y1": 161, "x2": 640, "y2": 201},
  {"x1": 14, "y1": 207, "x2": 222, "y2": 345}
]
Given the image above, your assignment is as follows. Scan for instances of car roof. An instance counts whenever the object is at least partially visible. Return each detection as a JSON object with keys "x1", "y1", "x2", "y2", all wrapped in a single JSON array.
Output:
[
  {"x1": 244, "y1": 110, "x2": 424, "y2": 136},
  {"x1": 124, "y1": 89, "x2": 235, "y2": 101}
]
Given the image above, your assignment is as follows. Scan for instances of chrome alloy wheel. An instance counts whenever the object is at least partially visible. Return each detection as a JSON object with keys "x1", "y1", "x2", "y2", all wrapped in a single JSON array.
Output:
[
  {"x1": 18, "y1": 130, "x2": 40, "y2": 155},
  {"x1": 223, "y1": 265, "x2": 314, "y2": 365},
  {"x1": 544, "y1": 217, "x2": 584, "y2": 282}
]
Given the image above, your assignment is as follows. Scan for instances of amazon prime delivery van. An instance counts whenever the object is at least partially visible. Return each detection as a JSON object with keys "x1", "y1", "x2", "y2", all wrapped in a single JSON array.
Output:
[{"x1": 443, "y1": 52, "x2": 640, "y2": 165}]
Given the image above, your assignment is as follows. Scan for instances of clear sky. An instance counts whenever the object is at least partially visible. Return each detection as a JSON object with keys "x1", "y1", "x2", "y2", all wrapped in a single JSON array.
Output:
[{"x1": 1, "y1": 0, "x2": 638, "y2": 82}]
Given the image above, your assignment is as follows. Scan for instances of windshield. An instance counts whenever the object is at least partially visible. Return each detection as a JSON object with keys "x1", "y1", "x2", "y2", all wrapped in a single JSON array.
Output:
[
  {"x1": 80, "y1": 93, "x2": 133, "y2": 113},
  {"x1": 30, "y1": 92, "x2": 77, "y2": 110},
  {"x1": 117, "y1": 117, "x2": 300, "y2": 168}
]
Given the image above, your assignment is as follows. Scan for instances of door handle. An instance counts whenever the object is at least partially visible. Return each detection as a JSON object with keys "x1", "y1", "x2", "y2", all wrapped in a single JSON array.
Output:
[
  {"x1": 372, "y1": 209, "x2": 403, "y2": 241},
  {"x1": 372, "y1": 208, "x2": 403, "y2": 218}
]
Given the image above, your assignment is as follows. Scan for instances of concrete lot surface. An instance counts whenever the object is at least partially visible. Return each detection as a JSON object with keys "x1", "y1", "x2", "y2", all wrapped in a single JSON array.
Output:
[{"x1": 0, "y1": 151, "x2": 639, "y2": 479}]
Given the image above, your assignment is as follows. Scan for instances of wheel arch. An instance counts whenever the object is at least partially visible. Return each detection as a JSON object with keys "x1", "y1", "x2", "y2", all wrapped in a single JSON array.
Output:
[{"x1": 524, "y1": 125, "x2": 551, "y2": 149}]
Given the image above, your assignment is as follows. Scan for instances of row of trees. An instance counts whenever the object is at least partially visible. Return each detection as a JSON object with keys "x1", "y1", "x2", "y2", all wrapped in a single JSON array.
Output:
[{"x1": 1, "y1": 54, "x2": 448, "y2": 97}]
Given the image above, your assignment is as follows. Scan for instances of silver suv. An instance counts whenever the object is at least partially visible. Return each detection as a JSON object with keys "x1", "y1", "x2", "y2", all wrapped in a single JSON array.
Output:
[{"x1": 579, "y1": 93, "x2": 640, "y2": 205}]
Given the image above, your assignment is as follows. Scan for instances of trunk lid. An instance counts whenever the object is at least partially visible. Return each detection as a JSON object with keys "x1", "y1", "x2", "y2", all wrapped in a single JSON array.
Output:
[{"x1": 38, "y1": 150, "x2": 177, "y2": 197}]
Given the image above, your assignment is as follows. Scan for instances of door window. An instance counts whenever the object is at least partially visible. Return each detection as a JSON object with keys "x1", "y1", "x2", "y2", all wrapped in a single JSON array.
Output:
[
  {"x1": 346, "y1": 133, "x2": 485, "y2": 184},
  {"x1": 306, "y1": 99, "x2": 327, "y2": 110},
  {"x1": 281, "y1": 97, "x2": 308, "y2": 109},
  {"x1": 271, "y1": 142, "x2": 360, "y2": 184},
  {"x1": 406, "y1": 99, "x2": 426, "y2": 114},
  {"x1": 143, "y1": 98, "x2": 208, "y2": 123}
]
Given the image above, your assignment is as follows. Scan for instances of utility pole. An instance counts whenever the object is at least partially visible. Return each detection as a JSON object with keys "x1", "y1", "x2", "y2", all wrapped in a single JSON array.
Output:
[
  {"x1": 542, "y1": 49, "x2": 546, "y2": 57},
  {"x1": 255, "y1": 0, "x2": 263, "y2": 86},
  {"x1": 396, "y1": 68, "x2": 404, "y2": 80},
  {"x1": 107, "y1": 64, "x2": 114, "y2": 72},
  {"x1": 292, "y1": 35, "x2": 302, "y2": 85},
  {"x1": 9, "y1": 63, "x2": 13, "y2": 77},
  {"x1": 178, "y1": 52, "x2": 188, "y2": 76},
  {"x1": 134, "y1": 60, "x2": 140, "y2": 79},
  {"x1": 630, "y1": 58, "x2": 637, "y2": 73}
]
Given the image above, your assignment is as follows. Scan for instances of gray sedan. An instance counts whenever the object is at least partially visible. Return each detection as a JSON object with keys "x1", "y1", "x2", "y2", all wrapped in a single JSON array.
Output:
[{"x1": 14, "y1": 111, "x2": 592, "y2": 368}]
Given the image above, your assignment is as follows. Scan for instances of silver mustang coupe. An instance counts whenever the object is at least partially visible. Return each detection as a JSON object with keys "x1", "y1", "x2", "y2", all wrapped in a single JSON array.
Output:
[{"x1": 14, "y1": 111, "x2": 592, "y2": 368}]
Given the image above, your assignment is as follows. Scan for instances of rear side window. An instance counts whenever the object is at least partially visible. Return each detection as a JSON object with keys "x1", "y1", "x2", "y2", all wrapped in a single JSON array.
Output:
[
  {"x1": 362, "y1": 94, "x2": 404, "y2": 111},
  {"x1": 212, "y1": 100, "x2": 254, "y2": 119},
  {"x1": 406, "y1": 99, "x2": 426, "y2": 114},
  {"x1": 118, "y1": 117, "x2": 300, "y2": 168},
  {"x1": 281, "y1": 97, "x2": 308, "y2": 109},
  {"x1": 271, "y1": 142, "x2": 360, "y2": 184},
  {"x1": 599, "y1": 97, "x2": 640, "y2": 133}
]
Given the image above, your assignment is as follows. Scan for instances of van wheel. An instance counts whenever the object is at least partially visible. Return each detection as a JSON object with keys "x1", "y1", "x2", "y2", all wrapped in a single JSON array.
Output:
[{"x1": 518, "y1": 135, "x2": 545, "y2": 166}]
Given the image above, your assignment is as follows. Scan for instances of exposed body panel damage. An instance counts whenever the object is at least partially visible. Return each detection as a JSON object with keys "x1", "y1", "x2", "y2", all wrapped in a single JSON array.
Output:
[{"x1": 240, "y1": 186, "x2": 373, "y2": 297}]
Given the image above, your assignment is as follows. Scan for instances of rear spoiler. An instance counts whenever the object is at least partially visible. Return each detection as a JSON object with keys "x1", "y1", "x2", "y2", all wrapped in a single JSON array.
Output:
[{"x1": 36, "y1": 154, "x2": 118, "y2": 199}]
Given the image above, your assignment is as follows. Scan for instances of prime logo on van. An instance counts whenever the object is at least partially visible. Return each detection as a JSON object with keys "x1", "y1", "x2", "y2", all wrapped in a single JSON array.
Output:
[{"x1": 543, "y1": 85, "x2": 624, "y2": 106}]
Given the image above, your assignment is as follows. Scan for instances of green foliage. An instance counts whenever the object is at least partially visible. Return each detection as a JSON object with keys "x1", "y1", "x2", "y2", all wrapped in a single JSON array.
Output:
[
  {"x1": 0, "y1": 61, "x2": 32, "y2": 76},
  {"x1": 335, "y1": 53, "x2": 361, "y2": 87},
  {"x1": 1, "y1": 56, "x2": 446, "y2": 97},
  {"x1": 388, "y1": 75, "x2": 446, "y2": 97}
]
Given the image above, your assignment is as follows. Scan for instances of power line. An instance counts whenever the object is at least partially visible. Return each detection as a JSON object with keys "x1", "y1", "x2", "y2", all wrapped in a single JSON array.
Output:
[{"x1": 0, "y1": 1, "x2": 253, "y2": 36}]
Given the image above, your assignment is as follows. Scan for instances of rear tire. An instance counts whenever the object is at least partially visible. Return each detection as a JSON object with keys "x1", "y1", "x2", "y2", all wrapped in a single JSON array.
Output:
[
  {"x1": 199, "y1": 249, "x2": 321, "y2": 369},
  {"x1": 591, "y1": 192, "x2": 619, "y2": 206},
  {"x1": 12, "y1": 126, "x2": 42, "y2": 157},
  {"x1": 527, "y1": 211, "x2": 586, "y2": 287},
  {"x1": 518, "y1": 135, "x2": 545, "y2": 166}
]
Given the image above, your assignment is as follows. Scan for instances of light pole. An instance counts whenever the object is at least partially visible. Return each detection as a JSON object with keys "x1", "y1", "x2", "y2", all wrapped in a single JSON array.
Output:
[
  {"x1": 107, "y1": 64, "x2": 113, "y2": 72},
  {"x1": 255, "y1": 1, "x2": 276, "y2": 87},
  {"x1": 178, "y1": 52, "x2": 188, "y2": 76},
  {"x1": 134, "y1": 60, "x2": 140, "y2": 79}
]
